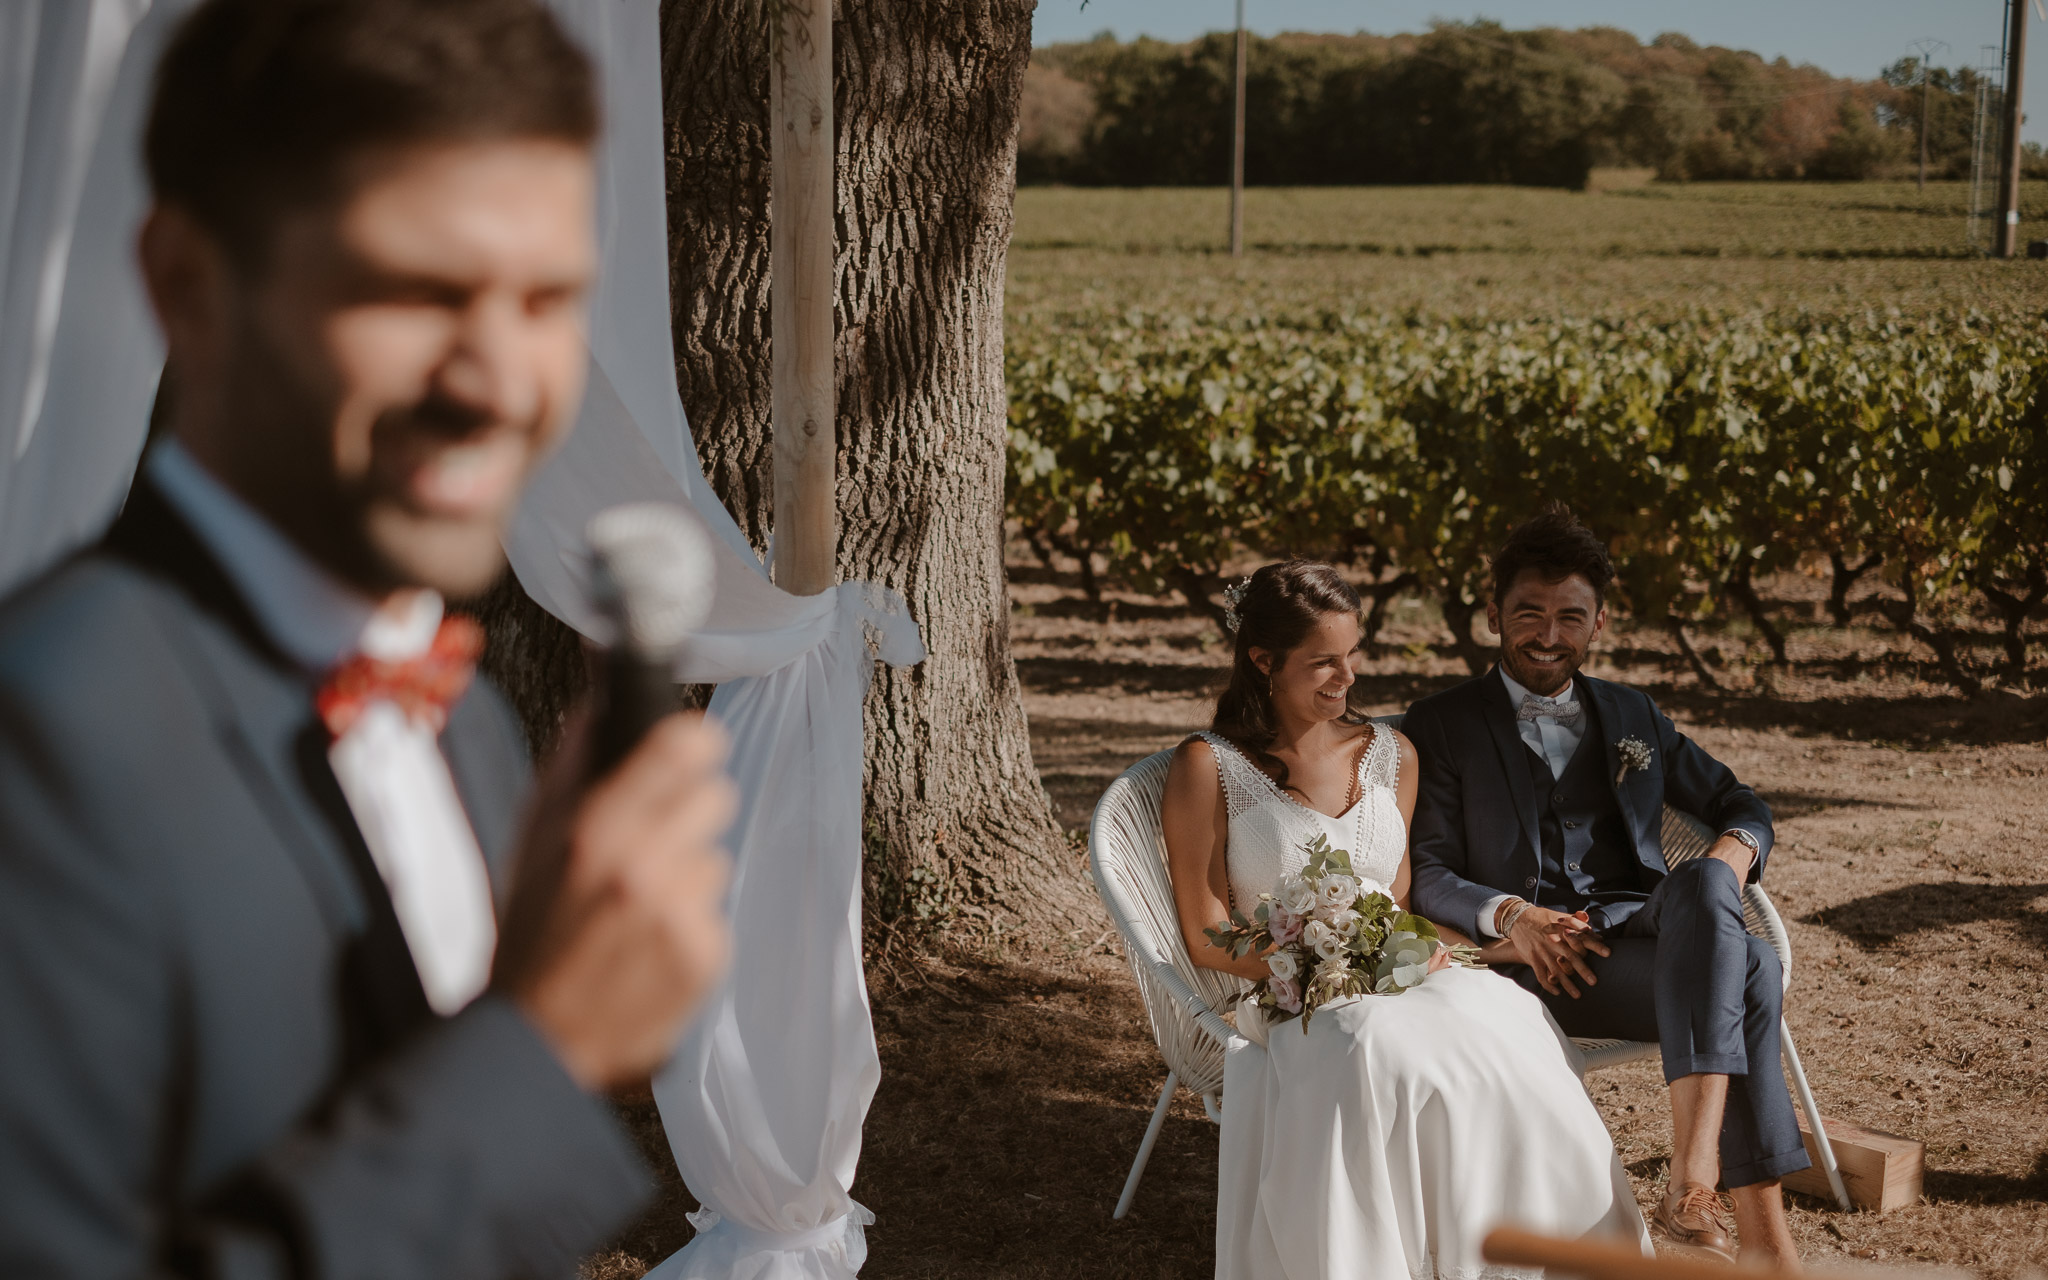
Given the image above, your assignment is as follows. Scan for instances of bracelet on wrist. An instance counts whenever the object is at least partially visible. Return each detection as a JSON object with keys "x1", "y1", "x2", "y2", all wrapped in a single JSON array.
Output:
[{"x1": 1496, "y1": 898, "x2": 1533, "y2": 937}]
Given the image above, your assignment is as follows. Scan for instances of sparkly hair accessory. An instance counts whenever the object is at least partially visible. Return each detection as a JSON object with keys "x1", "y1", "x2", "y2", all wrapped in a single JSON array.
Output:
[{"x1": 1221, "y1": 575, "x2": 1253, "y2": 634}]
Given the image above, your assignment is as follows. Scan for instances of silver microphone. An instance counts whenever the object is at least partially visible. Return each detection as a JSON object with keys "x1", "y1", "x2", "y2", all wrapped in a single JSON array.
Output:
[{"x1": 584, "y1": 503, "x2": 715, "y2": 778}]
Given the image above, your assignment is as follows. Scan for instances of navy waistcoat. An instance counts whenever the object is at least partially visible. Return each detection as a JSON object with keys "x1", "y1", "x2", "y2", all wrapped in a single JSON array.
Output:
[{"x1": 1523, "y1": 710, "x2": 1639, "y2": 913}]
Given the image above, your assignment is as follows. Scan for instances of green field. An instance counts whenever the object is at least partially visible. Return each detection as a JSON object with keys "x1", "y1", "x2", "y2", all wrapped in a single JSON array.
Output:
[
  {"x1": 1000, "y1": 182, "x2": 2048, "y2": 692},
  {"x1": 1007, "y1": 181, "x2": 2048, "y2": 322}
]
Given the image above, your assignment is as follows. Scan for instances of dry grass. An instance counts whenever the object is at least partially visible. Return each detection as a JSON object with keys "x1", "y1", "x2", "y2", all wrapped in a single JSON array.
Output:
[
  {"x1": 1004, "y1": 182, "x2": 2048, "y2": 326},
  {"x1": 586, "y1": 559, "x2": 2048, "y2": 1279}
]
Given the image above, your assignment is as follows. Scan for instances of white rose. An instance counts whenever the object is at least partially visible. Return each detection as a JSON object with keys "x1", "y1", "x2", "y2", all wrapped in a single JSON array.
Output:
[
  {"x1": 1279, "y1": 875, "x2": 1318, "y2": 917},
  {"x1": 1266, "y1": 948, "x2": 1301, "y2": 980},
  {"x1": 1316, "y1": 874, "x2": 1360, "y2": 911},
  {"x1": 1303, "y1": 919, "x2": 1346, "y2": 962},
  {"x1": 1327, "y1": 908, "x2": 1362, "y2": 940}
]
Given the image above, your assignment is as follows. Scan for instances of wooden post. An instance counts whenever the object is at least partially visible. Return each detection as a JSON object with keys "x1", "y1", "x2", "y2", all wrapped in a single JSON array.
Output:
[
  {"x1": 1993, "y1": 0, "x2": 2029, "y2": 258},
  {"x1": 771, "y1": 0, "x2": 837, "y2": 594},
  {"x1": 1228, "y1": 0, "x2": 1246, "y2": 259}
]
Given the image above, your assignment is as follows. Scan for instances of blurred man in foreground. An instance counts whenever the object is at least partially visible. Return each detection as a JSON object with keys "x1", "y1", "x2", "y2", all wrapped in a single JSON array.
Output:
[{"x1": 0, "y1": 1, "x2": 733, "y2": 1275}]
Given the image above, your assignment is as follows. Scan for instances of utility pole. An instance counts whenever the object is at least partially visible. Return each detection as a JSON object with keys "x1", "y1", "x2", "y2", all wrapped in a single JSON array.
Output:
[
  {"x1": 1994, "y1": 0, "x2": 2030, "y2": 257},
  {"x1": 1909, "y1": 38, "x2": 1948, "y2": 191},
  {"x1": 1229, "y1": 0, "x2": 1246, "y2": 258},
  {"x1": 770, "y1": 0, "x2": 837, "y2": 593}
]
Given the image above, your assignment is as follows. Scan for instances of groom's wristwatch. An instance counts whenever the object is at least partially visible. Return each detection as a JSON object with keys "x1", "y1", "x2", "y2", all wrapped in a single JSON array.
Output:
[{"x1": 1721, "y1": 828, "x2": 1761, "y2": 868}]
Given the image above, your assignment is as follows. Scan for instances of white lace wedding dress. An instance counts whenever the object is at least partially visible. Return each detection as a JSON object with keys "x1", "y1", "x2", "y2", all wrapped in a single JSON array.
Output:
[{"x1": 1201, "y1": 726, "x2": 1650, "y2": 1280}]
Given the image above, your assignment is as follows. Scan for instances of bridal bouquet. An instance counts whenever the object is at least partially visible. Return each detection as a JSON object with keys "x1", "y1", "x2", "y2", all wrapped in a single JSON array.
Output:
[{"x1": 1204, "y1": 834, "x2": 1481, "y2": 1030}]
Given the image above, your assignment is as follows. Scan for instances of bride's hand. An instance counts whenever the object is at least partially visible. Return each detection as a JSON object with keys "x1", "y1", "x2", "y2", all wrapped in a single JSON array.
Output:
[
  {"x1": 1427, "y1": 943, "x2": 1454, "y2": 973},
  {"x1": 1474, "y1": 937, "x2": 1520, "y2": 966}
]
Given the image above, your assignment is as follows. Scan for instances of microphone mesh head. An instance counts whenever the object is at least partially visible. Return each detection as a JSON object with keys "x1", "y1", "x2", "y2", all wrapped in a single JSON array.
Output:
[{"x1": 585, "y1": 503, "x2": 715, "y2": 657}]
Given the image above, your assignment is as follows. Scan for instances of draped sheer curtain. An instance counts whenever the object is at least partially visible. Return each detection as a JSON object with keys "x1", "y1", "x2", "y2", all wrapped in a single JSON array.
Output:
[
  {"x1": 527, "y1": 6, "x2": 918, "y2": 1277},
  {"x1": 2, "y1": 2, "x2": 914, "y2": 1276},
  {"x1": 0, "y1": 0, "x2": 188, "y2": 596}
]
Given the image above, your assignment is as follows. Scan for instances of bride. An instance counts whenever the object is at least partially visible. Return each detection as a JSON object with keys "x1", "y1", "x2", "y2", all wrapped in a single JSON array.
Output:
[{"x1": 1162, "y1": 560, "x2": 1649, "y2": 1279}]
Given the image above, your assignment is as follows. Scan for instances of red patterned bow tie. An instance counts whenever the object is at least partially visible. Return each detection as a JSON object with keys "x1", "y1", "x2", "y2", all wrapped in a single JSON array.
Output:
[{"x1": 316, "y1": 614, "x2": 485, "y2": 738}]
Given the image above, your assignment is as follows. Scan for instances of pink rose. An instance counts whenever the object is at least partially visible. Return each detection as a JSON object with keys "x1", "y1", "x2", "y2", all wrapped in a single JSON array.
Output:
[
  {"x1": 1268, "y1": 906, "x2": 1304, "y2": 945},
  {"x1": 1268, "y1": 976, "x2": 1303, "y2": 1014}
]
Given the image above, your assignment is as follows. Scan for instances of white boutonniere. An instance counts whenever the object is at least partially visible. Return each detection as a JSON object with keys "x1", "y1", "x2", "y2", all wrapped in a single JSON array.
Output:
[{"x1": 1614, "y1": 736, "x2": 1654, "y2": 786}]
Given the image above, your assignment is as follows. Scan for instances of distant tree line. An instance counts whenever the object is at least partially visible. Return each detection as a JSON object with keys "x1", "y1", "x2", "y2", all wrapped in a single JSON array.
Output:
[{"x1": 1019, "y1": 25, "x2": 2036, "y2": 189}]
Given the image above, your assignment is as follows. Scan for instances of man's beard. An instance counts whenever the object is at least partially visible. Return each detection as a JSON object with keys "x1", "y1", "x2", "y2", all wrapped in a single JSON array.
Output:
[
  {"x1": 1503, "y1": 644, "x2": 1582, "y2": 696},
  {"x1": 216, "y1": 309, "x2": 518, "y2": 599}
]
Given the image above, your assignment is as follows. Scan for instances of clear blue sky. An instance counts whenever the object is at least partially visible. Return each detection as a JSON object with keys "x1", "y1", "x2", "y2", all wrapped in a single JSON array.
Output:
[{"x1": 1034, "y1": 1, "x2": 2048, "y2": 145}]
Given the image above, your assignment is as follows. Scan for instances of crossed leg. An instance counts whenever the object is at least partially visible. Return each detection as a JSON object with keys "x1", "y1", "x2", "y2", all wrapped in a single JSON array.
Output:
[
  {"x1": 1672, "y1": 1074, "x2": 1797, "y2": 1266},
  {"x1": 1515, "y1": 859, "x2": 1809, "y2": 1267}
]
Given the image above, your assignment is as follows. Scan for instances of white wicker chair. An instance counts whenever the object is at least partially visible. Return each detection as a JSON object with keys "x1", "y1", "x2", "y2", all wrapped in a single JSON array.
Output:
[{"x1": 1087, "y1": 720, "x2": 1851, "y2": 1219}]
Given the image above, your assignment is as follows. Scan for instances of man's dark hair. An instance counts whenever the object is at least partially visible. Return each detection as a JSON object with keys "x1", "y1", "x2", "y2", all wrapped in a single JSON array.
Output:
[
  {"x1": 1491, "y1": 502, "x2": 1616, "y2": 606},
  {"x1": 146, "y1": 0, "x2": 598, "y2": 267}
]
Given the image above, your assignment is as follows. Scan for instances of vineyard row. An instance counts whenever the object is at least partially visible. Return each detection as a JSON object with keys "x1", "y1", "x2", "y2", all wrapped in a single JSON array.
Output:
[{"x1": 1005, "y1": 308, "x2": 2047, "y2": 692}]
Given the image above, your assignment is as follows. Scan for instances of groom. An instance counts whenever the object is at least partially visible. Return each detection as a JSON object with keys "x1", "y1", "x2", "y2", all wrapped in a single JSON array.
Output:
[{"x1": 1405, "y1": 505, "x2": 1808, "y2": 1266}]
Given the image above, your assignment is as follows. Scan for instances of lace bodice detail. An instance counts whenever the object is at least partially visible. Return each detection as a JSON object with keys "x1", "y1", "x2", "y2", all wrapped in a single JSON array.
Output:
[{"x1": 1198, "y1": 725, "x2": 1407, "y2": 911}]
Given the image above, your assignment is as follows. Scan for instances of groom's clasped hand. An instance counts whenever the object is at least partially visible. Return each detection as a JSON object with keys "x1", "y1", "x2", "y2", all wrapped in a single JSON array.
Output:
[{"x1": 1499, "y1": 904, "x2": 1609, "y2": 998}]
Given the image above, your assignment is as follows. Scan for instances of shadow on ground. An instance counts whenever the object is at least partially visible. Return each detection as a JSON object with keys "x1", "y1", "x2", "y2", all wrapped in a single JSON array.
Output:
[
  {"x1": 856, "y1": 957, "x2": 1218, "y2": 1279},
  {"x1": 1926, "y1": 1151, "x2": 2048, "y2": 1206},
  {"x1": 1756, "y1": 790, "x2": 1930, "y2": 820},
  {"x1": 1802, "y1": 882, "x2": 2048, "y2": 954},
  {"x1": 1645, "y1": 688, "x2": 2048, "y2": 748},
  {"x1": 593, "y1": 955, "x2": 1219, "y2": 1280}
]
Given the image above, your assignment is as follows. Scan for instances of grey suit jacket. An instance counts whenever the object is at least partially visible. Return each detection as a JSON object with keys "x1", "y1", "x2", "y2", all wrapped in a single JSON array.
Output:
[
  {"x1": 1405, "y1": 667, "x2": 1774, "y2": 937},
  {"x1": 0, "y1": 479, "x2": 648, "y2": 1278}
]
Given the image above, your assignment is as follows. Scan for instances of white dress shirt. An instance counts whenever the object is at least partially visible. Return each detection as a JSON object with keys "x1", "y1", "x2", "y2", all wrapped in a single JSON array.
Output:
[
  {"x1": 149, "y1": 443, "x2": 498, "y2": 1015},
  {"x1": 1474, "y1": 667, "x2": 1586, "y2": 938}
]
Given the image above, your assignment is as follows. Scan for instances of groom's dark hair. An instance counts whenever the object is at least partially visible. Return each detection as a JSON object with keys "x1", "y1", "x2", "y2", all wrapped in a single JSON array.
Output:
[
  {"x1": 145, "y1": 0, "x2": 598, "y2": 271},
  {"x1": 1491, "y1": 503, "x2": 1615, "y2": 606}
]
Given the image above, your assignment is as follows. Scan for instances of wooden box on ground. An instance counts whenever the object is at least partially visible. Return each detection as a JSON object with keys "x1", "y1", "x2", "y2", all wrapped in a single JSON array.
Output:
[{"x1": 1784, "y1": 1113, "x2": 1923, "y2": 1211}]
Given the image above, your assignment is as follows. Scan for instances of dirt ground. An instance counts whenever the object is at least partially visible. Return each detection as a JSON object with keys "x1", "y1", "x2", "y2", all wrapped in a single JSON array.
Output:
[{"x1": 588, "y1": 558, "x2": 2048, "y2": 1280}]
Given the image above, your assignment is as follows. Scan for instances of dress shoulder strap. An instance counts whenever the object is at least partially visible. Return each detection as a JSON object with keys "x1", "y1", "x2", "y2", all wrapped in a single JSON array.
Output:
[
  {"x1": 1362, "y1": 721, "x2": 1401, "y2": 794},
  {"x1": 1193, "y1": 731, "x2": 1273, "y2": 820}
]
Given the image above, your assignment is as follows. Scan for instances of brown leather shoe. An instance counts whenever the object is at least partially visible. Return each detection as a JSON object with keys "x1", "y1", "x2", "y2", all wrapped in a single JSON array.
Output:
[{"x1": 1653, "y1": 1183, "x2": 1735, "y2": 1262}]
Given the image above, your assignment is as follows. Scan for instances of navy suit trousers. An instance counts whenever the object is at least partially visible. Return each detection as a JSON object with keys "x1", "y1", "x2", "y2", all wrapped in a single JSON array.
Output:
[{"x1": 1509, "y1": 858, "x2": 1811, "y2": 1187}]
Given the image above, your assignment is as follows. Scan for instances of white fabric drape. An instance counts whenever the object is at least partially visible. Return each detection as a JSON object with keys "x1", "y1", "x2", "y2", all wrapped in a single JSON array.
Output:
[
  {"x1": 0, "y1": 0, "x2": 191, "y2": 596},
  {"x1": 3, "y1": 3, "x2": 918, "y2": 1276},
  {"x1": 527, "y1": 5, "x2": 920, "y2": 1278}
]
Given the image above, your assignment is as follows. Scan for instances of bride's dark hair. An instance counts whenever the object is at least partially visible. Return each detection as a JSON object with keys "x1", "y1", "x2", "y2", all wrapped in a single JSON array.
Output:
[{"x1": 1210, "y1": 560, "x2": 1365, "y2": 792}]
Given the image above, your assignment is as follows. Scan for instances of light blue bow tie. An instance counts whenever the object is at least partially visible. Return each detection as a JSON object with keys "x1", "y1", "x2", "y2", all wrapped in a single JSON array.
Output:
[{"x1": 1516, "y1": 693, "x2": 1583, "y2": 724}]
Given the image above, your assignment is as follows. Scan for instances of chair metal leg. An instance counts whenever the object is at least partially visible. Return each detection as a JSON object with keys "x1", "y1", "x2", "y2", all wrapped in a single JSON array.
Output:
[
  {"x1": 1114, "y1": 1070, "x2": 1177, "y2": 1220},
  {"x1": 1781, "y1": 1020, "x2": 1851, "y2": 1211}
]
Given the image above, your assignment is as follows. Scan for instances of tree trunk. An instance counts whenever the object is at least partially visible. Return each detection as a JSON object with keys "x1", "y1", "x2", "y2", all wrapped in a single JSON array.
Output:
[
  {"x1": 1723, "y1": 557, "x2": 1788, "y2": 665},
  {"x1": 1876, "y1": 561, "x2": 1983, "y2": 697},
  {"x1": 1436, "y1": 583, "x2": 1494, "y2": 675},
  {"x1": 1827, "y1": 551, "x2": 1881, "y2": 628},
  {"x1": 471, "y1": 572, "x2": 589, "y2": 756},
  {"x1": 1971, "y1": 562, "x2": 2045, "y2": 686},
  {"x1": 661, "y1": 0, "x2": 1081, "y2": 935},
  {"x1": 1668, "y1": 618, "x2": 1723, "y2": 691}
]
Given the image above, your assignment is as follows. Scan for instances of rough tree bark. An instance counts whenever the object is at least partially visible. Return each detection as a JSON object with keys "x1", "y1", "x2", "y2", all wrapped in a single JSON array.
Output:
[{"x1": 661, "y1": 0, "x2": 1083, "y2": 935}]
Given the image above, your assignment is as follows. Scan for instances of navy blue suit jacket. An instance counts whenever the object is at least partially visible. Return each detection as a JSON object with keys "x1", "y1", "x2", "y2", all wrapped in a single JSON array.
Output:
[
  {"x1": 1405, "y1": 667, "x2": 1773, "y2": 937},
  {"x1": 0, "y1": 479, "x2": 647, "y2": 1278}
]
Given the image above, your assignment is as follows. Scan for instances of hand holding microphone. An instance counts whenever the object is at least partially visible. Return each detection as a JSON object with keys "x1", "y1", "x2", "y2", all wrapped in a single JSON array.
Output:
[{"x1": 497, "y1": 505, "x2": 736, "y2": 1091}]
